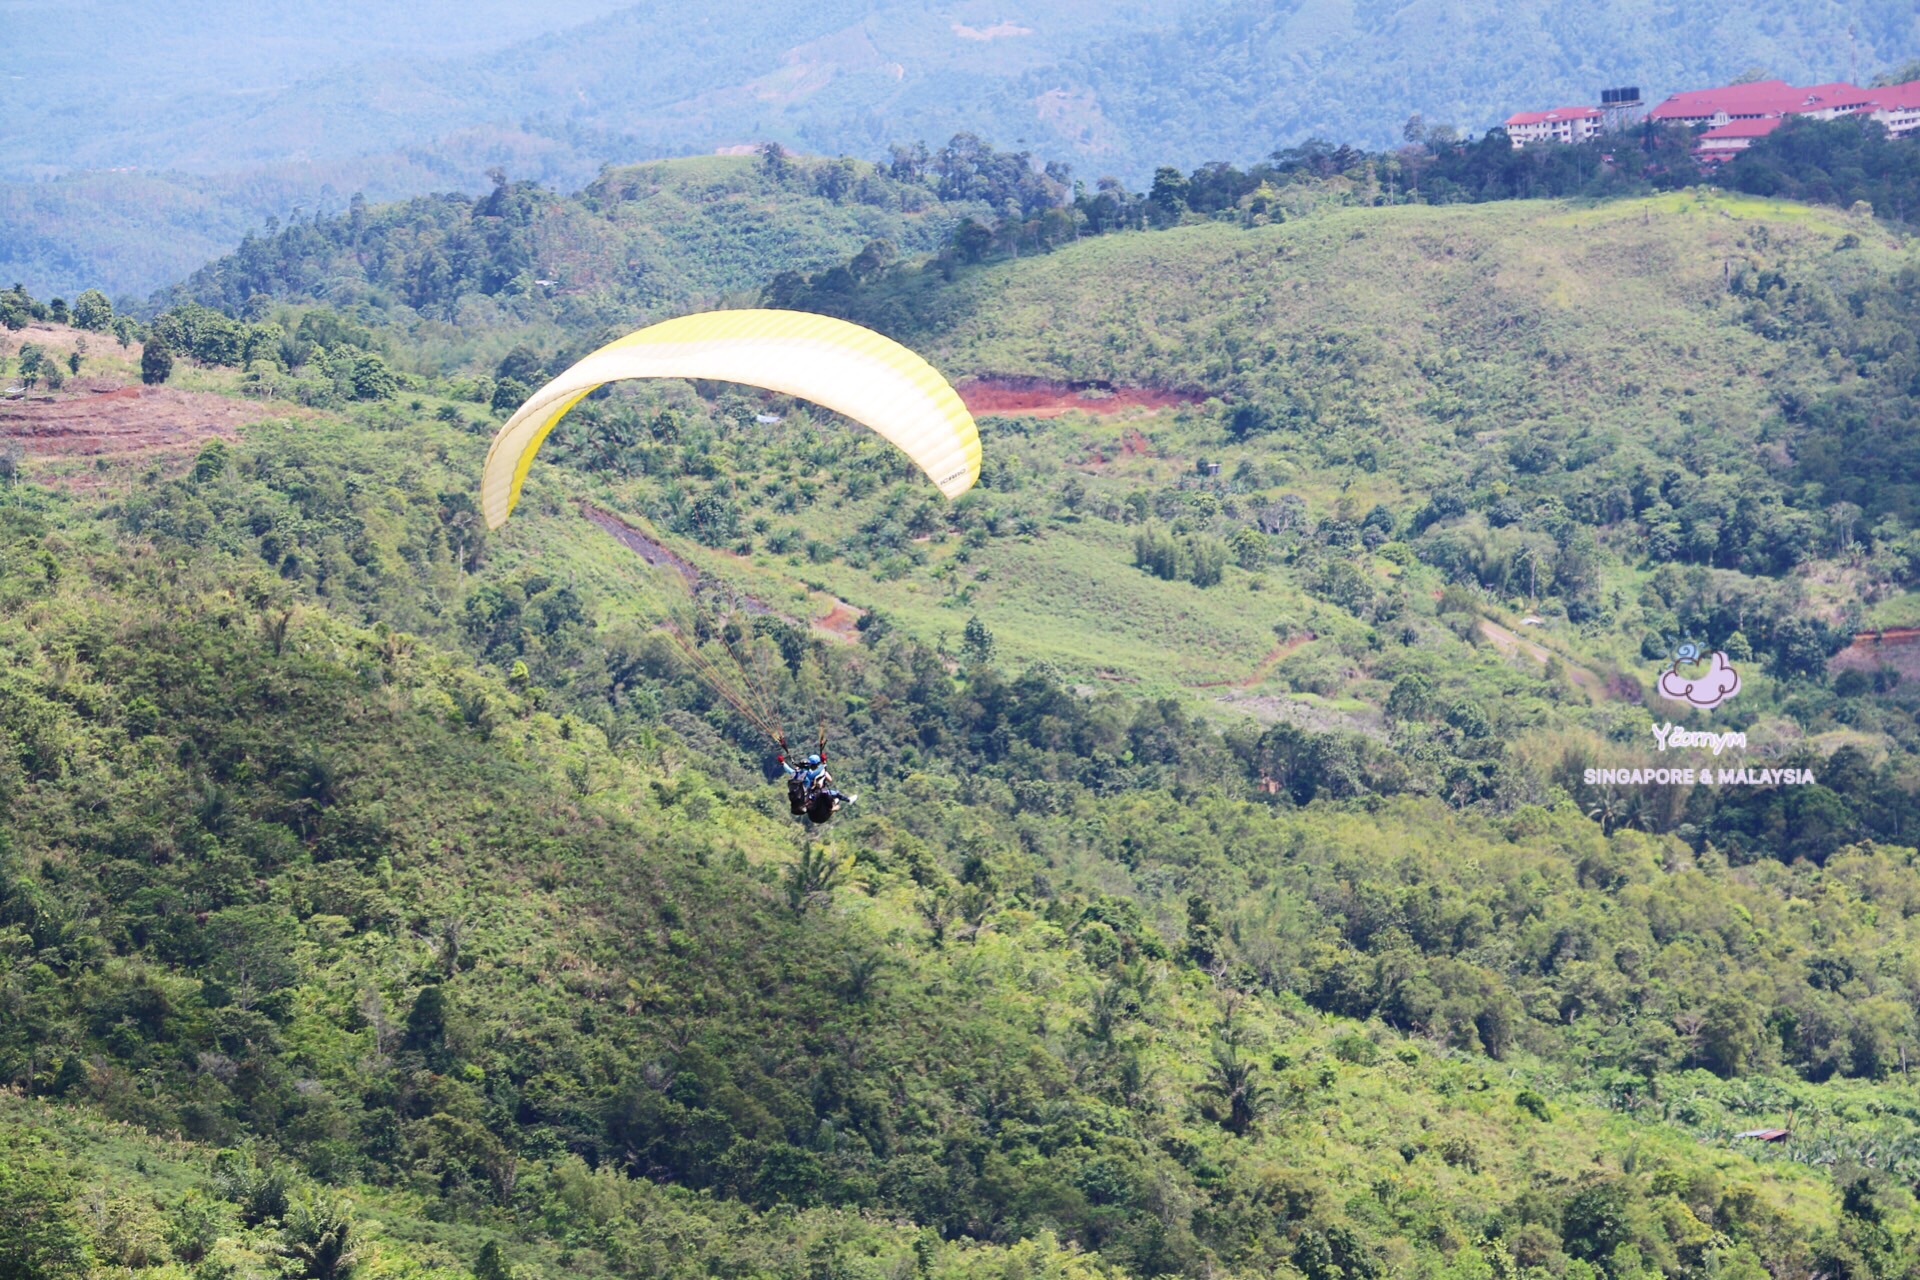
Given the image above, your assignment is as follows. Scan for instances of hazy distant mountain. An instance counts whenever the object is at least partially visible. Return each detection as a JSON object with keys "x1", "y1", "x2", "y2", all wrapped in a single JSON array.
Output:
[{"x1": 6, "y1": 0, "x2": 1918, "y2": 296}]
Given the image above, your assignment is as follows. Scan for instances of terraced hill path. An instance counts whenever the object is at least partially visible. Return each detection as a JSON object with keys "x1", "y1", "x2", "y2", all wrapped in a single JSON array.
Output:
[{"x1": 1476, "y1": 615, "x2": 1622, "y2": 703}]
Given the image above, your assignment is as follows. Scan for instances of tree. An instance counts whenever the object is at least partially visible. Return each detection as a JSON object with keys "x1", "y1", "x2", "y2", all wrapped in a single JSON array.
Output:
[
  {"x1": 1446, "y1": 700, "x2": 1490, "y2": 738},
  {"x1": 211, "y1": 1146, "x2": 290, "y2": 1227},
  {"x1": 785, "y1": 844, "x2": 851, "y2": 912},
  {"x1": 1198, "y1": 1041, "x2": 1270, "y2": 1135},
  {"x1": 950, "y1": 219, "x2": 994, "y2": 264},
  {"x1": 1230, "y1": 526, "x2": 1268, "y2": 570},
  {"x1": 758, "y1": 141, "x2": 793, "y2": 182},
  {"x1": 205, "y1": 905, "x2": 301, "y2": 1011},
  {"x1": 70, "y1": 289, "x2": 112, "y2": 331},
  {"x1": 260, "y1": 606, "x2": 296, "y2": 658},
  {"x1": 347, "y1": 353, "x2": 397, "y2": 400},
  {"x1": 1701, "y1": 994, "x2": 1764, "y2": 1076},
  {"x1": 192, "y1": 440, "x2": 230, "y2": 483},
  {"x1": 495, "y1": 345, "x2": 545, "y2": 385},
  {"x1": 279, "y1": 1193, "x2": 362, "y2": 1280},
  {"x1": 403, "y1": 984, "x2": 451, "y2": 1066},
  {"x1": 1227, "y1": 403, "x2": 1271, "y2": 439},
  {"x1": 490, "y1": 377, "x2": 529, "y2": 414},
  {"x1": 1770, "y1": 617, "x2": 1833, "y2": 680},
  {"x1": 1385, "y1": 673, "x2": 1435, "y2": 723},
  {"x1": 141, "y1": 338, "x2": 173, "y2": 386},
  {"x1": 963, "y1": 616, "x2": 996, "y2": 664},
  {"x1": 0, "y1": 285, "x2": 28, "y2": 331},
  {"x1": 0, "y1": 1152, "x2": 93, "y2": 1280},
  {"x1": 475, "y1": 1241, "x2": 515, "y2": 1280},
  {"x1": 1561, "y1": 1180, "x2": 1639, "y2": 1263},
  {"x1": 1149, "y1": 167, "x2": 1190, "y2": 220}
]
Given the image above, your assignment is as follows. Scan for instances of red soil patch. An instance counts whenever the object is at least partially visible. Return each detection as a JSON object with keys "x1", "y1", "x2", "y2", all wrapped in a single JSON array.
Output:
[
  {"x1": 1831, "y1": 628, "x2": 1920, "y2": 682},
  {"x1": 959, "y1": 376, "x2": 1203, "y2": 420},
  {"x1": 1080, "y1": 428, "x2": 1155, "y2": 469},
  {"x1": 814, "y1": 598, "x2": 865, "y2": 643},
  {"x1": 0, "y1": 380, "x2": 291, "y2": 486}
]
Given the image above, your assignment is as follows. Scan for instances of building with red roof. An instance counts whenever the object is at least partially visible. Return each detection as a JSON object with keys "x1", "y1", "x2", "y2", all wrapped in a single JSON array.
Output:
[
  {"x1": 1694, "y1": 116, "x2": 1785, "y2": 163},
  {"x1": 1640, "y1": 77, "x2": 1920, "y2": 160},
  {"x1": 1499, "y1": 78, "x2": 1920, "y2": 156},
  {"x1": 1871, "y1": 81, "x2": 1920, "y2": 138},
  {"x1": 1649, "y1": 79, "x2": 1798, "y2": 126},
  {"x1": 1651, "y1": 79, "x2": 1886, "y2": 129},
  {"x1": 1504, "y1": 106, "x2": 1604, "y2": 147}
]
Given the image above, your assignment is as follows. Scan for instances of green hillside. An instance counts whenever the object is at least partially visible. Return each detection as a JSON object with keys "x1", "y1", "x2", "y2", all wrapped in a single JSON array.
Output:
[
  {"x1": 162, "y1": 154, "x2": 994, "y2": 363},
  {"x1": 0, "y1": 398, "x2": 1901, "y2": 1280},
  {"x1": 9, "y1": 184, "x2": 1920, "y2": 1277}
]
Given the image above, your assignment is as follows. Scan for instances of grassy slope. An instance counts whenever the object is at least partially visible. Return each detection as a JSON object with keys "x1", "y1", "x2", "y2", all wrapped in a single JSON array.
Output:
[
  {"x1": 563, "y1": 156, "x2": 974, "y2": 311},
  {"x1": 157, "y1": 154, "x2": 983, "y2": 379},
  {"x1": 506, "y1": 194, "x2": 1889, "y2": 703}
]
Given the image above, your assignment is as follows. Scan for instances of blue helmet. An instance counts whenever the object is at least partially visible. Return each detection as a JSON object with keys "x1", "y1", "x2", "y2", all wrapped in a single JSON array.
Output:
[{"x1": 803, "y1": 754, "x2": 823, "y2": 768}]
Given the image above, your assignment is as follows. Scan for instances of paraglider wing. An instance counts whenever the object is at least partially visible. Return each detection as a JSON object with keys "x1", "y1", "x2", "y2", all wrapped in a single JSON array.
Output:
[{"x1": 480, "y1": 308, "x2": 981, "y2": 529}]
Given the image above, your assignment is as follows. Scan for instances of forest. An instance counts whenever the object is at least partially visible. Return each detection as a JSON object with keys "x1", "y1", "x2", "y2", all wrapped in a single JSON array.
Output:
[
  {"x1": 1, "y1": 405, "x2": 1913, "y2": 1279},
  {"x1": 9, "y1": 108, "x2": 1920, "y2": 1278}
]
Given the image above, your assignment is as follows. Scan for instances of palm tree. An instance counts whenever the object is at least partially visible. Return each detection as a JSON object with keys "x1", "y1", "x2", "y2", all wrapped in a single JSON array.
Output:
[
  {"x1": 279, "y1": 1192, "x2": 362, "y2": 1280},
  {"x1": 1198, "y1": 1041, "x2": 1271, "y2": 1136},
  {"x1": 784, "y1": 843, "x2": 850, "y2": 913},
  {"x1": 1587, "y1": 787, "x2": 1625, "y2": 834}
]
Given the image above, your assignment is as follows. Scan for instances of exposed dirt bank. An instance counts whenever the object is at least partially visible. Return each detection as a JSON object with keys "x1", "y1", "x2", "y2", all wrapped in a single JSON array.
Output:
[
  {"x1": 958, "y1": 376, "x2": 1204, "y2": 419},
  {"x1": 0, "y1": 381, "x2": 272, "y2": 463},
  {"x1": 1831, "y1": 627, "x2": 1920, "y2": 682}
]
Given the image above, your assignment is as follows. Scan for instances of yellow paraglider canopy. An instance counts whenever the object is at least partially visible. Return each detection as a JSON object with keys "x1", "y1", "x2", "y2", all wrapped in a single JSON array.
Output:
[{"x1": 480, "y1": 308, "x2": 981, "y2": 529}]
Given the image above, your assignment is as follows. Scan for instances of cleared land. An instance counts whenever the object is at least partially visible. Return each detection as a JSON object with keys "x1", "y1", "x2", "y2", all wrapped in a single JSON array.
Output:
[{"x1": 0, "y1": 381, "x2": 279, "y2": 481}]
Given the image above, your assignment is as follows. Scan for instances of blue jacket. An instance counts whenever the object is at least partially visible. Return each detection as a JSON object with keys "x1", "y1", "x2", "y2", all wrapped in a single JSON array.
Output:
[{"x1": 781, "y1": 758, "x2": 829, "y2": 791}]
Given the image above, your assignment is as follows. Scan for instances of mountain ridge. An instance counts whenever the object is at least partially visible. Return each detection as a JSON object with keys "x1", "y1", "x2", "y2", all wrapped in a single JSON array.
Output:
[{"x1": 8, "y1": 0, "x2": 1920, "y2": 296}]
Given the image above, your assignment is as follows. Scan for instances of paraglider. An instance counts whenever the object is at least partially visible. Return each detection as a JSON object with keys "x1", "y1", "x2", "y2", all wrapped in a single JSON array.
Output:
[
  {"x1": 479, "y1": 308, "x2": 980, "y2": 531},
  {"x1": 480, "y1": 308, "x2": 981, "y2": 823},
  {"x1": 781, "y1": 750, "x2": 857, "y2": 823}
]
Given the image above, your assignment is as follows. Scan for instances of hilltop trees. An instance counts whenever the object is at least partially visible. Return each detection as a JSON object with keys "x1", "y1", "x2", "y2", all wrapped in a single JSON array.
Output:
[
  {"x1": 132, "y1": 300, "x2": 400, "y2": 403},
  {"x1": 0, "y1": 283, "x2": 41, "y2": 330},
  {"x1": 69, "y1": 288, "x2": 112, "y2": 331}
]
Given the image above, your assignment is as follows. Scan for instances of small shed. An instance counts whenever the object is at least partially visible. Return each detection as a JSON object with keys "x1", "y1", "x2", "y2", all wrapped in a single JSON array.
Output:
[{"x1": 1734, "y1": 1128, "x2": 1790, "y2": 1143}]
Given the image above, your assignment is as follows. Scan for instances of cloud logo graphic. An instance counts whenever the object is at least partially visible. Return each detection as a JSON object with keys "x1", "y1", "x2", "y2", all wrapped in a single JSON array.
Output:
[{"x1": 1657, "y1": 651, "x2": 1741, "y2": 710}]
